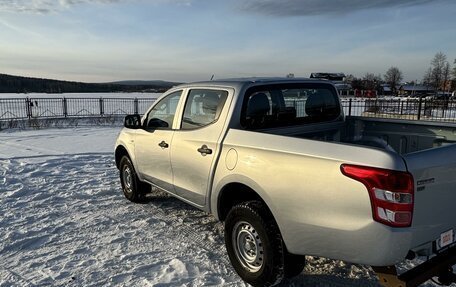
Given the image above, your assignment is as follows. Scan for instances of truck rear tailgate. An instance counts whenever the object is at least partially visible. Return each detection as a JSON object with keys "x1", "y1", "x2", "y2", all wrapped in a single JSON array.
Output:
[{"x1": 403, "y1": 144, "x2": 456, "y2": 250}]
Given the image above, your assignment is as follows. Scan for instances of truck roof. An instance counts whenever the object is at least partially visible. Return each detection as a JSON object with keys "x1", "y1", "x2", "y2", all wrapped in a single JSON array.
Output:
[{"x1": 174, "y1": 77, "x2": 331, "y2": 90}]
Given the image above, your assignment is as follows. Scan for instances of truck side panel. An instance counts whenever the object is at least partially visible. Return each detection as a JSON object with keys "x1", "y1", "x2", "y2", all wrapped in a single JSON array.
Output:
[{"x1": 212, "y1": 129, "x2": 412, "y2": 266}]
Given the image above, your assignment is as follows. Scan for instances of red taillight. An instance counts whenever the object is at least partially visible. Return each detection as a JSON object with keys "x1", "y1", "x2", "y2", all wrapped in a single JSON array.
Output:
[{"x1": 340, "y1": 164, "x2": 414, "y2": 227}]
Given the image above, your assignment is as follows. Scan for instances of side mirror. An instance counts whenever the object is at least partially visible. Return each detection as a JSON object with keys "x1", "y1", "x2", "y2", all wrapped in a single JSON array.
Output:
[{"x1": 124, "y1": 114, "x2": 142, "y2": 129}]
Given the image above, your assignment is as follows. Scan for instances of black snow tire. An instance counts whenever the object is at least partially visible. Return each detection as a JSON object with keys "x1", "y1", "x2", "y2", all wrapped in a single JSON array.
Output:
[
  {"x1": 224, "y1": 200, "x2": 285, "y2": 287},
  {"x1": 284, "y1": 252, "x2": 306, "y2": 279},
  {"x1": 119, "y1": 156, "x2": 150, "y2": 203}
]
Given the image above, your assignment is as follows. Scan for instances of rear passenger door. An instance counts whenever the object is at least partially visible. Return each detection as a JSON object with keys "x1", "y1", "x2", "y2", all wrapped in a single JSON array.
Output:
[{"x1": 170, "y1": 88, "x2": 231, "y2": 207}]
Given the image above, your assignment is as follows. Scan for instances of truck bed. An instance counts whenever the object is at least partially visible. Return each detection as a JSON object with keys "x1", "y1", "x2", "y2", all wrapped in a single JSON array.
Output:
[
  {"x1": 249, "y1": 117, "x2": 456, "y2": 257},
  {"x1": 258, "y1": 117, "x2": 456, "y2": 155}
]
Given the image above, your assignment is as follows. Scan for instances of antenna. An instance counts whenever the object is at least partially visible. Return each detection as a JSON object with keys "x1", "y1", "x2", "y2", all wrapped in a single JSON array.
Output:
[{"x1": 210, "y1": 74, "x2": 214, "y2": 81}]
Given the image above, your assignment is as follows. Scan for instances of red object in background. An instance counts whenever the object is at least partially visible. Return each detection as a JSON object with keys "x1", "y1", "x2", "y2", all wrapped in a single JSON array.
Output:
[
  {"x1": 367, "y1": 90, "x2": 377, "y2": 98},
  {"x1": 355, "y1": 89, "x2": 377, "y2": 98}
]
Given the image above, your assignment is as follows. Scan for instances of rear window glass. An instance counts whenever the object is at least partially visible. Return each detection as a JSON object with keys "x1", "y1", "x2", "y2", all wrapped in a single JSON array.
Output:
[{"x1": 241, "y1": 83, "x2": 341, "y2": 129}]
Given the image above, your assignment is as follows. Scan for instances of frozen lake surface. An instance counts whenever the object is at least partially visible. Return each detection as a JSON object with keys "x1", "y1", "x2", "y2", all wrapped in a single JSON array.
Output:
[{"x1": 0, "y1": 92, "x2": 162, "y2": 99}]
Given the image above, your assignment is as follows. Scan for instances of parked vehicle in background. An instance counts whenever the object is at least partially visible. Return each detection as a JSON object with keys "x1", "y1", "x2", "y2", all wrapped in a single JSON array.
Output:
[{"x1": 115, "y1": 78, "x2": 456, "y2": 287}]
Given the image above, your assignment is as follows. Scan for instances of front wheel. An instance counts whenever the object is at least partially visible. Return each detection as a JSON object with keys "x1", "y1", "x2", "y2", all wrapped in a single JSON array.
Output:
[
  {"x1": 224, "y1": 201, "x2": 285, "y2": 287},
  {"x1": 119, "y1": 156, "x2": 150, "y2": 203}
]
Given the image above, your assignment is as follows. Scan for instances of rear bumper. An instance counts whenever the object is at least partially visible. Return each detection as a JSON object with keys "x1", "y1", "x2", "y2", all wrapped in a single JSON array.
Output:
[
  {"x1": 281, "y1": 219, "x2": 413, "y2": 266},
  {"x1": 374, "y1": 245, "x2": 456, "y2": 287}
]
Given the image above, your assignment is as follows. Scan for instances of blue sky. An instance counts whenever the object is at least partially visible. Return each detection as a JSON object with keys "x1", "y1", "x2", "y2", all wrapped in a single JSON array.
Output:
[{"x1": 0, "y1": 0, "x2": 455, "y2": 82}]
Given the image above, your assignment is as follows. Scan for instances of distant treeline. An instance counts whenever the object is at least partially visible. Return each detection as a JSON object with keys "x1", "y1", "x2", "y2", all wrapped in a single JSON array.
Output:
[{"x1": 0, "y1": 74, "x2": 179, "y2": 93}]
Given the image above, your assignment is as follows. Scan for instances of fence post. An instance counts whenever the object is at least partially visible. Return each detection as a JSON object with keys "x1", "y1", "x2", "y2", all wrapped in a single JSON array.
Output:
[
  {"x1": 375, "y1": 98, "x2": 379, "y2": 115},
  {"x1": 348, "y1": 99, "x2": 352, "y2": 116},
  {"x1": 99, "y1": 98, "x2": 104, "y2": 116},
  {"x1": 26, "y1": 97, "x2": 32, "y2": 119},
  {"x1": 63, "y1": 97, "x2": 68, "y2": 118},
  {"x1": 134, "y1": 98, "x2": 139, "y2": 115},
  {"x1": 442, "y1": 100, "x2": 445, "y2": 118},
  {"x1": 400, "y1": 101, "x2": 404, "y2": 115},
  {"x1": 417, "y1": 96, "x2": 423, "y2": 120}
]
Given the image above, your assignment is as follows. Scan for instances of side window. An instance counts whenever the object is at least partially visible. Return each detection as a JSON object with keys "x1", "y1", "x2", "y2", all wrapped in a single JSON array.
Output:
[
  {"x1": 181, "y1": 89, "x2": 228, "y2": 130},
  {"x1": 145, "y1": 91, "x2": 182, "y2": 130},
  {"x1": 242, "y1": 84, "x2": 341, "y2": 129}
]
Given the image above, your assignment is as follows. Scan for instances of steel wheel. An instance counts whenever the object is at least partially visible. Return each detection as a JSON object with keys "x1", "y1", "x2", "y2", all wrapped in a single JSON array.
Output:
[
  {"x1": 119, "y1": 155, "x2": 150, "y2": 203},
  {"x1": 225, "y1": 201, "x2": 285, "y2": 287},
  {"x1": 122, "y1": 165, "x2": 133, "y2": 194},
  {"x1": 232, "y1": 221, "x2": 264, "y2": 272}
]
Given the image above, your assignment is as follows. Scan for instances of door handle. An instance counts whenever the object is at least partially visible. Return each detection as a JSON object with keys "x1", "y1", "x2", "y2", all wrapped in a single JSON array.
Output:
[
  {"x1": 197, "y1": 145, "x2": 212, "y2": 155},
  {"x1": 158, "y1": 141, "x2": 169, "y2": 148}
]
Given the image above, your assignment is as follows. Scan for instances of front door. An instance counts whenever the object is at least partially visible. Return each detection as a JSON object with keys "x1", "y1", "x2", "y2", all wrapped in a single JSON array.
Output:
[
  {"x1": 135, "y1": 91, "x2": 182, "y2": 192},
  {"x1": 170, "y1": 88, "x2": 231, "y2": 206}
]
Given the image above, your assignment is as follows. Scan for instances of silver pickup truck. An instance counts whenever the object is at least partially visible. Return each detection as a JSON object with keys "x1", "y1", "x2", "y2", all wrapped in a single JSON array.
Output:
[{"x1": 115, "y1": 78, "x2": 456, "y2": 287}]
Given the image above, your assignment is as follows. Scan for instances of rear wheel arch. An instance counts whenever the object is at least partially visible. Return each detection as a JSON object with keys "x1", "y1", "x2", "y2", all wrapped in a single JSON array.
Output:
[{"x1": 217, "y1": 182, "x2": 272, "y2": 222}]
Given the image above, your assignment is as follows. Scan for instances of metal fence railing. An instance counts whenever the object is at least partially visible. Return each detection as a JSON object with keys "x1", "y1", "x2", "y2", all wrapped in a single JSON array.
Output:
[
  {"x1": 341, "y1": 98, "x2": 456, "y2": 123},
  {"x1": 283, "y1": 97, "x2": 456, "y2": 123},
  {"x1": 1, "y1": 96, "x2": 456, "y2": 124},
  {"x1": 0, "y1": 97, "x2": 156, "y2": 120}
]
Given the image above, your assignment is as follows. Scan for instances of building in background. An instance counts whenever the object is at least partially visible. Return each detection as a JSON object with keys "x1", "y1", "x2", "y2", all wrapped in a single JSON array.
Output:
[
  {"x1": 398, "y1": 84, "x2": 434, "y2": 97},
  {"x1": 379, "y1": 84, "x2": 399, "y2": 96}
]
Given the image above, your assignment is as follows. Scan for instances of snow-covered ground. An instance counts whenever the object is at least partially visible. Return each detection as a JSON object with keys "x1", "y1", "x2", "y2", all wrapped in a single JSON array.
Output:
[{"x1": 0, "y1": 127, "x2": 452, "y2": 286}]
